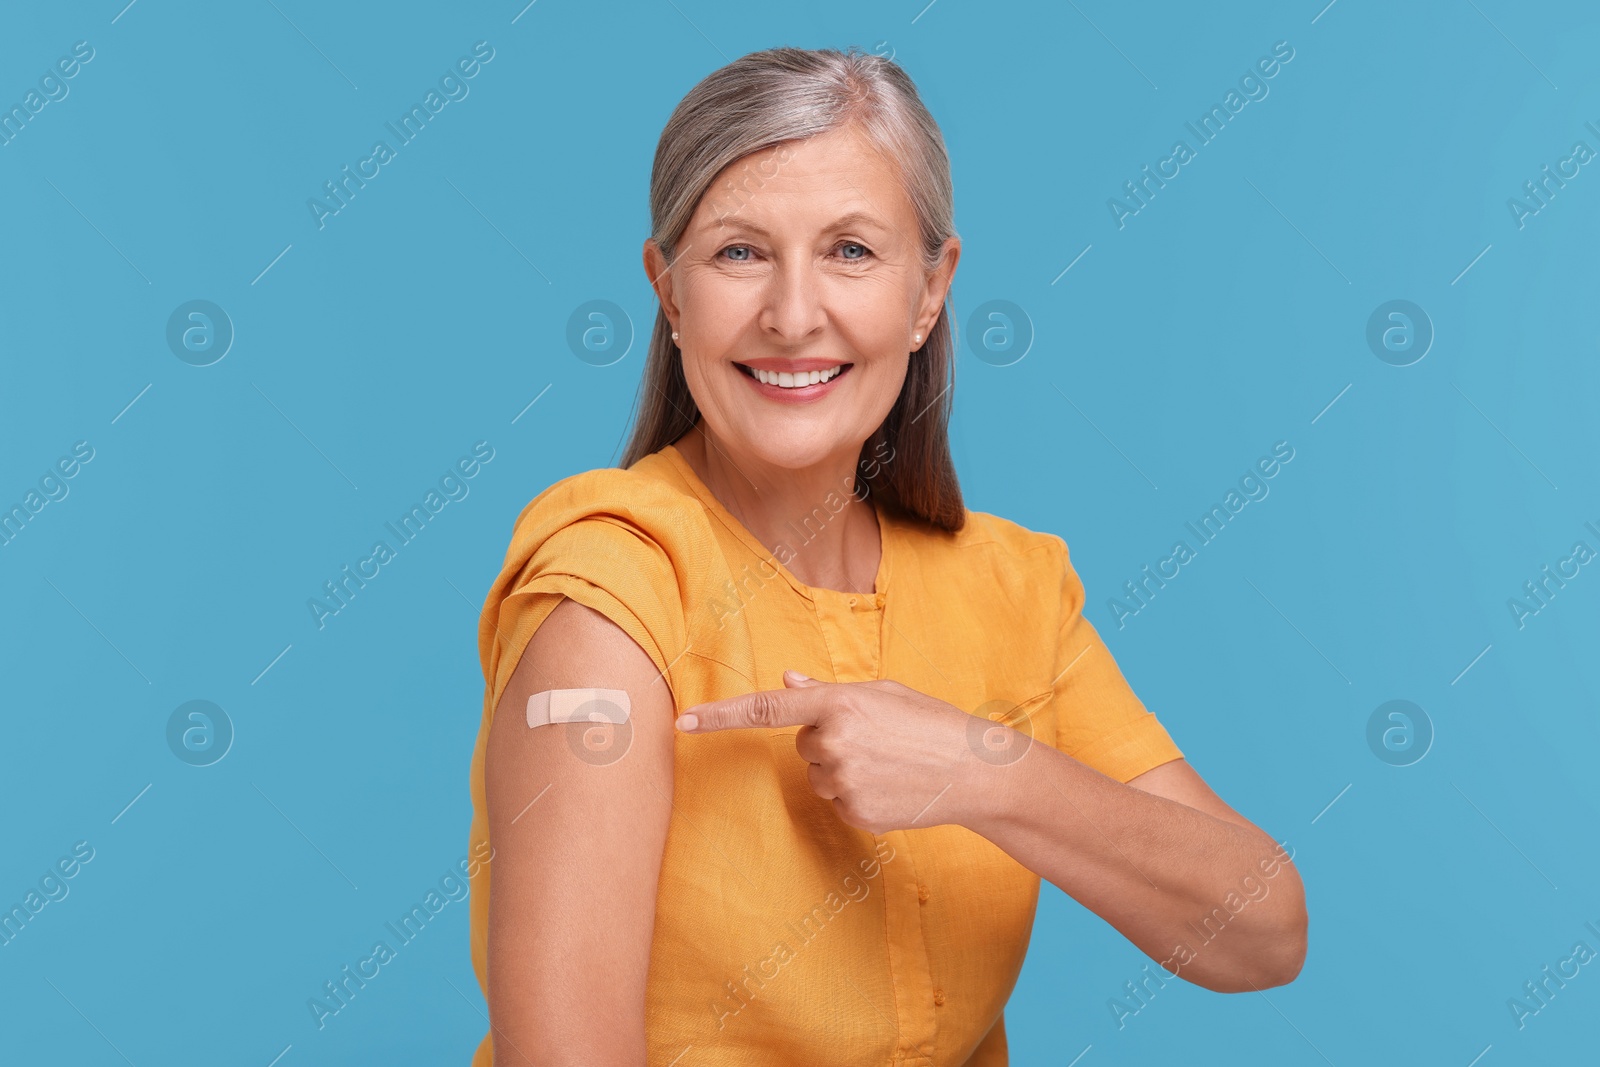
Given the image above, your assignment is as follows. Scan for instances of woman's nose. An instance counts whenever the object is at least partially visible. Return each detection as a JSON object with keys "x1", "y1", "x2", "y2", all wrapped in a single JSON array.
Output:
[{"x1": 759, "y1": 258, "x2": 828, "y2": 344}]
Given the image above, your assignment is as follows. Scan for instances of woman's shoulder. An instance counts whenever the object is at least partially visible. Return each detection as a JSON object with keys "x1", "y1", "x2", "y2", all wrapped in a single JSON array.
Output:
[
  {"x1": 897, "y1": 505, "x2": 1068, "y2": 571},
  {"x1": 497, "y1": 449, "x2": 714, "y2": 584},
  {"x1": 513, "y1": 449, "x2": 694, "y2": 527},
  {"x1": 890, "y1": 507, "x2": 1073, "y2": 623},
  {"x1": 478, "y1": 451, "x2": 723, "y2": 697}
]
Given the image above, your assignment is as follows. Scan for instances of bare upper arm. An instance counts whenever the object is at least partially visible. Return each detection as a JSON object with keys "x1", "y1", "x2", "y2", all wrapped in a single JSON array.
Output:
[{"x1": 483, "y1": 596, "x2": 676, "y2": 1065}]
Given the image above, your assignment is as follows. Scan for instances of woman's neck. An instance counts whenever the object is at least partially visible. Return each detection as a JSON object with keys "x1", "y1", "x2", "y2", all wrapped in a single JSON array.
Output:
[{"x1": 673, "y1": 424, "x2": 882, "y2": 594}]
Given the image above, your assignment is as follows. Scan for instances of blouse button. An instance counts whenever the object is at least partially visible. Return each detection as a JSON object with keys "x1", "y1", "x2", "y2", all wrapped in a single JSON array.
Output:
[
  {"x1": 933, "y1": 988, "x2": 946, "y2": 1006},
  {"x1": 917, "y1": 884, "x2": 929, "y2": 903},
  {"x1": 847, "y1": 596, "x2": 857, "y2": 607}
]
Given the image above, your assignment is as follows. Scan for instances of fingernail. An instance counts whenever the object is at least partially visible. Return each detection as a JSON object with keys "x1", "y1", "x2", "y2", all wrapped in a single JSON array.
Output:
[
  {"x1": 676, "y1": 713, "x2": 698, "y2": 731},
  {"x1": 785, "y1": 669, "x2": 810, "y2": 681}
]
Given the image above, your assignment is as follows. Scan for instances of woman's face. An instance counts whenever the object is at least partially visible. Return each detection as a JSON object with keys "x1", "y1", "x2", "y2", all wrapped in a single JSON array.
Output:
[{"x1": 644, "y1": 122, "x2": 959, "y2": 473}]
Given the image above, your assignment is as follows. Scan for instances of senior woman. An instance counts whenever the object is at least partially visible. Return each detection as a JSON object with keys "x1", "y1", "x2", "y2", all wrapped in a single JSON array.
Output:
[{"x1": 466, "y1": 46, "x2": 1307, "y2": 1066}]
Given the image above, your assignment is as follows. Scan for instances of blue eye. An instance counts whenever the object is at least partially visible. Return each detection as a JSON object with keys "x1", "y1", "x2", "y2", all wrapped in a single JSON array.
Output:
[{"x1": 718, "y1": 242, "x2": 871, "y2": 262}]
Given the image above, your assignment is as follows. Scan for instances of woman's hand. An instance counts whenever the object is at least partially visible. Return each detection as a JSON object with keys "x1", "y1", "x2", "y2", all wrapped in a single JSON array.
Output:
[{"x1": 676, "y1": 670, "x2": 991, "y2": 833}]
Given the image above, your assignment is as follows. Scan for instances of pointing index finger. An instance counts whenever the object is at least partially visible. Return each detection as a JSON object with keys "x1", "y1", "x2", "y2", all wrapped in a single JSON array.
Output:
[{"x1": 676, "y1": 685, "x2": 830, "y2": 733}]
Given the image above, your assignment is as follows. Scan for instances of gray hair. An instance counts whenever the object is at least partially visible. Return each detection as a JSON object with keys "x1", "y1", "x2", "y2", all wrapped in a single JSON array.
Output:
[{"x1": 648, "y1": 47, "x2": 955, "y2": 275}]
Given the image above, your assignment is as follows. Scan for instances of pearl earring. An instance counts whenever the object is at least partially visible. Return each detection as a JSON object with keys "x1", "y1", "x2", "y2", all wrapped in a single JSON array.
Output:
[
  {"x1": 913, "y1": 332, "x2": 922, "y2": 345},
  {"x1": 672, "y1": 331, "x2": 680, "y2": 341}
]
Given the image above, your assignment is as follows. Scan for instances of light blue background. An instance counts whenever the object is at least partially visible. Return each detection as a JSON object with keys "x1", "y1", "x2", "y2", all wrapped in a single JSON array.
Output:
[{"x1": 3, "y1": 1, "x2": 1597, "y2": 1063}]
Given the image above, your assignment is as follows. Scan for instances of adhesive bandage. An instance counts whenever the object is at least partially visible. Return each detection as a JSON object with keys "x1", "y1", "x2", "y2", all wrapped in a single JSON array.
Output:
[{"x1": 526, "y1": 688, "x2": 631, "y2": 729}]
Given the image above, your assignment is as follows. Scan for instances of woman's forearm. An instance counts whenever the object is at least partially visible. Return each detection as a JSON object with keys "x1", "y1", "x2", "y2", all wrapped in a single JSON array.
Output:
[{"x1": 953, "y1": 743, "x2": 1307, "y2": 992}]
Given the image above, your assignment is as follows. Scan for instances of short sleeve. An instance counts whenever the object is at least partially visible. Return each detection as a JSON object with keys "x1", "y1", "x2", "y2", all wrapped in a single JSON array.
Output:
[
  {"x1": 479, "y1": 515, "x2": 685, "y2": 724},
  {"x1": 1049, "y1": 538, "x2": 1183, "y2": 782}
]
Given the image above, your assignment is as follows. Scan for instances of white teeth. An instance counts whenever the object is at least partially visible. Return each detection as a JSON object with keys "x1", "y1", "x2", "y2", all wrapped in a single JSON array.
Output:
[{"x1": 752, "y1": 365, "x2": 843, "y2": 388}]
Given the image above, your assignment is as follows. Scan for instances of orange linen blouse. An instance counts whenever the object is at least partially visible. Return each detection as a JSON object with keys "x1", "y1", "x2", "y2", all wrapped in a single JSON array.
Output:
[{"x1": 466, "y1": 441, "x2": 1184, "y2": 1066}]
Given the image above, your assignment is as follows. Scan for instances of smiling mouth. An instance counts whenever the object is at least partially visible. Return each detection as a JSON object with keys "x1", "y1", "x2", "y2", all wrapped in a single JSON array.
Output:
[{"x1": 734, "y1": 363, "x2": 853, "y2": 389}]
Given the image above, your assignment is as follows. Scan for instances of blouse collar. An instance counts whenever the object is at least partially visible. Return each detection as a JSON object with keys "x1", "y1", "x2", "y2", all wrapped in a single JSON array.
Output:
[{"x1": 659, "y1": 441, "x2": 891, "y2": 605}]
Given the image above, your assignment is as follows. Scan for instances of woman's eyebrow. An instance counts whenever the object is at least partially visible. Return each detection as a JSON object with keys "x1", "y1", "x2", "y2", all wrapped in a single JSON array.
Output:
[{"x1": 710, "y1": 211, "x2": 893, "y2": 237}]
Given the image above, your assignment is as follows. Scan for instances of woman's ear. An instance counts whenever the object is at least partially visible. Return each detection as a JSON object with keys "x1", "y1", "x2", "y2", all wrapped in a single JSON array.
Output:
[
  {"x1": 642, "y1": 238, "x2": 680, "y2": 327},
  {"x1": 913, "y1": 235, "x2": 961, "y2": 342}
]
